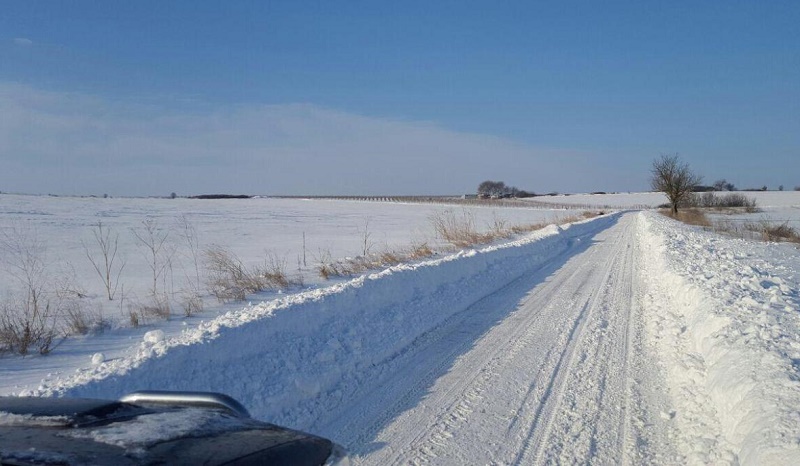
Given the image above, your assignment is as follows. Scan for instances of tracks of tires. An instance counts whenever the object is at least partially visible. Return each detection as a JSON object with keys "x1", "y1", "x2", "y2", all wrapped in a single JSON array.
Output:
[{"x1": 320, "y1": 213, "x2": 670, "y2": 465}]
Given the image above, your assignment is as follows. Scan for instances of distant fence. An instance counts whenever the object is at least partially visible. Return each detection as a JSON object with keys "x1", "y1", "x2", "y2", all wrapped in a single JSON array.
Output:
[{"x1": 270, "y1": 195, "x2": 621, "y2": 210}]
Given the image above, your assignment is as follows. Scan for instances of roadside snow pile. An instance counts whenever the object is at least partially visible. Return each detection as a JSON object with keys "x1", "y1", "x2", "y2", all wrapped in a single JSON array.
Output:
[
  {"x1": 25, "y1": 214, "x2": 619, "y2": 433},
  {"x1": 639, "y1": 211, "x2": 800, "y2": 465}
]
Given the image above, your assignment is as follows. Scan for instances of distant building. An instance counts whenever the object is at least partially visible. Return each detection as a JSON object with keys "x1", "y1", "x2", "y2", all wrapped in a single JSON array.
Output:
[{"x1": 462, "y1": 194, "x2": 478, "y2": 200}]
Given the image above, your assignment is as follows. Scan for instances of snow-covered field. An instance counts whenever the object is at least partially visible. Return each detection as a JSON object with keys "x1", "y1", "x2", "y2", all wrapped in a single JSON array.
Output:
[
  {"x1": 0, "y1": 194, "x2": 582, "y2": 331},
  {"x1": 704, "y1": 192, "x2": 800, "y2": 237},
  {"x1": 2, "y1": 192, "x2": 800, "y2": 464}
]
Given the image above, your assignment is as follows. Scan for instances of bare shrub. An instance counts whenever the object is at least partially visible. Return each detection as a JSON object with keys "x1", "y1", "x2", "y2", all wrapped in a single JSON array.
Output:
[
  {"x1": 176, "y1": 215, "x2": 202, "y2": 291},
  {"x1": 174, "y1": 216, "x2": 205, "y2": 317},
  {"x1": 205, "y1": 245, "x2": 251, "y2": 301},
  {"x1": 62, "y1": 300, "x2": 90, "y2": 335},
  {"x1": 83, "y1": 221, "x2": 126, "y2": 300},
  {"x1": 0, "y1": 297, "x2": 56, "y2": 355},
  {"x1": 747, "y1": 221, "x2": 800, "y2": 243},
  {"x1": 317, "y1": 249, "x2": 334, "y2": 280},
  {"x1": 379, "y1": 251, "x2": 402, "y2": 266},
  {"x1": 360, "y1": 219, "x2": 374, "y2": 256},
  {"x1": 256, "y1": 253, "x2": 291, "y2": 289},
  {"x1": 430, "y1": 210, "x2": 491, "y2": 247},
  {"x1": 127, "y1": 307, "x2": 141, "y2": 328},
  {"x1": 205, "y1": 246, "x2": 294, "y2": 302},
  {"x1": 489, "y1": 213, "x2": 508, "y2": 237},
  {"x1": 131, "y1": 219, "x2": 175, "y2": 299},
  {"x1": 0, "y1": 225, "x2": 58, "y2": 355},
  {"x1": 409, "y1": 241, "x2": 434, "y2": 260},
  {"x1": 684, "y1": 192, "x2": 757, "y2": 211},
  {"x1": 662, "y1": 208, "x2": 711, "y2": 227},
  {"x1": 140, "y1": 297, "x2": 171, "y2": 320},
  {"x1": 180, "y1": 292, "x2": 204, "y2": 317}
]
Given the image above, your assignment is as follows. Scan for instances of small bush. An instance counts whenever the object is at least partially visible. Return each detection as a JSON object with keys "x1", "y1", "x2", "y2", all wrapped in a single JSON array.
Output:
[
  {"x1": 684, "y1": 192, "x2": 758, "y2": 212},
  {"x1": 409, "y1": 242, "x2": 434, "y2": 260},
  {"x1": 180, "y1": 292, "x2": 203, "y2": 317},
  {"x1": 127, "y1": 307, "x2": 141, "y2": 328},
  {"x1": 0, "y1": 298, "x2": 57, "y2": 355},
  {"x1": 747, "y1": 221, "x2": 800, "y2": 243},
  {"x1": 430, "y1": 210, "x2": 492, "y2": 247},
  {"x1": 141, "y1": 296, "x2": 171, "y2": 320},
  {"x1": 63, "y1": 302, "x2": 91, "y2": 335},
  {"x1": 255, "y1": 253, "x2": 291, "y2": 290},
  {"x1": 205, "y1": 246, "x2": 294, "y2": 302},
  {"x1": 663, "y1": 208, "x2": 712, "y2": 227},
  {"x1": 62, "y1": 303, "x2": 109, "y2": 336}
]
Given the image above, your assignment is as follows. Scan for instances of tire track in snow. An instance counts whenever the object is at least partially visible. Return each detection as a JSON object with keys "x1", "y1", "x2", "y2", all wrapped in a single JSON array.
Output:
[
  {"x1": 317, "y1": 228, "x2": 600, "y2": 459},
  {"x1": 521, "y1": 215, "x2": 635, "y2": 465},
  {"x1": 331, "y1": 212, "x2": 672, "y2": 465}
]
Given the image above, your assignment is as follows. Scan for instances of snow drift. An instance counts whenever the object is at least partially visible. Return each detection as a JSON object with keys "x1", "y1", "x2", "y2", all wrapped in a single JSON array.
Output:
[{"x1": 639, "y1": 212, "x2": 800, "y2": 465}]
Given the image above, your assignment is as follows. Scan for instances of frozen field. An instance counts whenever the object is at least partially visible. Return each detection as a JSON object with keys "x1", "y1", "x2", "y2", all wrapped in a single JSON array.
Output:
[{"x1": 0, "y1": 193, "x2": 588, "y2": 340}]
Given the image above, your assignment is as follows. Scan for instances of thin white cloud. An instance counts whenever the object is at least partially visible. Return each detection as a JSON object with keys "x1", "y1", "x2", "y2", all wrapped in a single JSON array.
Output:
[
  {"x1": 0, "y1": 82, "x2": 598, "y2": 196},
  {"x1": 13, "y1": 38, "x2": 33, "y2": 47}
]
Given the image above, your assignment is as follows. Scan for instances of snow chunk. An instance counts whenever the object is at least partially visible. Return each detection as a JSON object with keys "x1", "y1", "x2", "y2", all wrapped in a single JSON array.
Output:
[
  {"x1": 143, "y1": 330, "x2": 165, "y2": 344},
  {"x1": 91, "y1": 353, "x2": 105, "y2": 365}
]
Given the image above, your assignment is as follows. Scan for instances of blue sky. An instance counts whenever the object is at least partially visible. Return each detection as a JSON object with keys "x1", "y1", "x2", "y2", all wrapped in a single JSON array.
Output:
[{"x1": 1, "y1": 1, "x2": 798, "y2": 196}]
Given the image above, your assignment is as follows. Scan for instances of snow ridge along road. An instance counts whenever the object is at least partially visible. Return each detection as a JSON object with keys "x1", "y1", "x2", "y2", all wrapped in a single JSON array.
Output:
[{"x1": 323, "y1": 212, "x2": 676, "y2": 464}]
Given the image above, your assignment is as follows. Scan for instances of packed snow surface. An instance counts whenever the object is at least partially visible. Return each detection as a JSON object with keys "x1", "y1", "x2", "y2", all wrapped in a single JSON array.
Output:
[{"x1": 2, "y1": 193, "x2": 800, "y2": 464}]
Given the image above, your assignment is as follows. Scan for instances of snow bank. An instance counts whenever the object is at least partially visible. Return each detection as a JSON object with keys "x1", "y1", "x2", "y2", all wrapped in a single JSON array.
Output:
[
  {"x1": 639, "y1": 211, "x2": 800, "y2": 465},
  {"x1": 28, "y1": 214, "x2": 620, "y2": 432}
]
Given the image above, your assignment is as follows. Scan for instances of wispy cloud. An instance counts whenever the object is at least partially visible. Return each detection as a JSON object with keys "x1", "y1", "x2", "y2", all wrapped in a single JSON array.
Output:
[
  {"x1": 0, "y1": 82, "x2": 597, "y2": 196},
  {"x1": 13, "y1": 37, "x2": 33, "y2": 47}
]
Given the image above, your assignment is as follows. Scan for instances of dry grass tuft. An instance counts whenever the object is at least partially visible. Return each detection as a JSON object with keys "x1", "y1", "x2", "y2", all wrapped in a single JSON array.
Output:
[
  {"x1": 408, "y1": 242, "x2": 434, "y2": 260},
  {"x1": 317, "y1": 241, "x2": 437, "y2": 280},
  {"x1": 430, "y1": 210, "x2": 493, "y2": 248},
  {"x1": 318, "y1": 211, "x2": 606, "y2": 280},
  {"x1": 205, "y1": 246, "x2": 297, "y2": 302},
  {"x1": 746, "y1": 221, "x2": 800, "y2": 244},
  {"x1": 663, "y1": 208, "x2": 712, "y2": 227}
]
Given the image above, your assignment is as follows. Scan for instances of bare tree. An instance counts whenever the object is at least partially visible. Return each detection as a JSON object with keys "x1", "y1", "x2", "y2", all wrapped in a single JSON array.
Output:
[
  {"x1": 83, "y1": 221, "x2": 126, "y2": 300},
  {"x1": 131, "y1": 219, "x2": 174, "y2": 299},
  {"x1": 651, "y1": 154, "x2": 702, "y2": 214},
  {"x1": 477, "y1": 180, "x2": 507, "y2": 198},
  {"x1": 712, "y1": 179, "x2": 735, "y2": 192},
  {"x1": 360, "y1": 218, "x2": 373, "y2": 256}
]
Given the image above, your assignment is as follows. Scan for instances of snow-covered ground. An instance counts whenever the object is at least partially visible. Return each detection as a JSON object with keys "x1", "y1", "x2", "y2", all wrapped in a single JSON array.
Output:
[
  {"x1": 2, "y1": 193, "x2": 799, "y2": 464},
  {"x1": 639, "y1": 212, "x2": 800, "y2": 464},
  {"x1": 0, "y1": 193, "x2": 584, "y2": 332},
  {"x1": 704, "y1": 192, "x2": 800, "y2": 236}
]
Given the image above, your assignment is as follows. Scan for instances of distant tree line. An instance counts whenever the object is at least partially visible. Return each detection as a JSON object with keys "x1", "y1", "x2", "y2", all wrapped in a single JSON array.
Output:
[{"x1": 476, "y1": 180, "x2": 536, "y2": 198}]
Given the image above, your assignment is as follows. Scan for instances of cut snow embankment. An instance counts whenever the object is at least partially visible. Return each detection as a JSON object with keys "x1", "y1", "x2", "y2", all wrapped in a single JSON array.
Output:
[
  {"x1": 638, "y1": 211, "x2": 800, "y2": 465},
  {"x1": 28, "y1": 214, "x2": 621, "y2": 432}
]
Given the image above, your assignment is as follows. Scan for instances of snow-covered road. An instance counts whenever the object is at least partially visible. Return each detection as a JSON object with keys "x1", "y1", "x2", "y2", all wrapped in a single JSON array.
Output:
[{"x1": 319, "y1": 212, "x2": 675, "y2": 464}]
